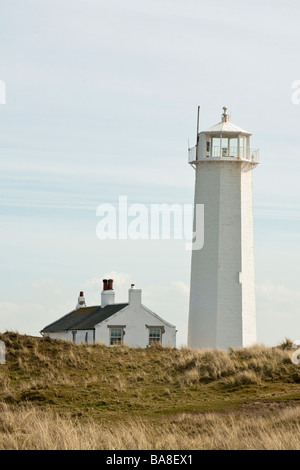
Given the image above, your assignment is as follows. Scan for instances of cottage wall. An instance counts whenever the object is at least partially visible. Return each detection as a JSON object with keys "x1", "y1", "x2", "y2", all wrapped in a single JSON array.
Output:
[
  {"x1": 44, "y1": 330, "x2": 94, "y2": 344},
  {"x1": 95, "y1": 304, "x2": 176, "y2": 348}
]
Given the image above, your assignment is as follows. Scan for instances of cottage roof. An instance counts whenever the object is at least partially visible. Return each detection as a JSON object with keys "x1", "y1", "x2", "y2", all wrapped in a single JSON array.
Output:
[{"x1": 41, "y1": 303, "x2": 128, "y2": 333}]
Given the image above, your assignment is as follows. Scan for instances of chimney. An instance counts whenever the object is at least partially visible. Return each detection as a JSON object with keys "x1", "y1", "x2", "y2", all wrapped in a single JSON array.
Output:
[
  {"x1": 128, "y1": 284, "x2": 142, "y2": 307},
  {"x1": 101, "y1": 278, "x2": 115, "y2": 307},
  {"x1": 76, "y1": 291, "x2": 86, "y2": 310}
]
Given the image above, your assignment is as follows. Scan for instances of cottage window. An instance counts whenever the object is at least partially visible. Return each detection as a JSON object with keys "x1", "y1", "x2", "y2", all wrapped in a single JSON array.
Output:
[
  {"x1": 109, "y1": 328, "x2": 123, "y2": 346},
  {"x1": 148, "y1": 328, "x2": 162, "y2": 345}
]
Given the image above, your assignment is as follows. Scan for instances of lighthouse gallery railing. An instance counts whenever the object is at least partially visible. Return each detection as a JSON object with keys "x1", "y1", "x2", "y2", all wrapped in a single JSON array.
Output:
[{"x1": 188, "y1": 146, "x2": 259, "y2": 164}]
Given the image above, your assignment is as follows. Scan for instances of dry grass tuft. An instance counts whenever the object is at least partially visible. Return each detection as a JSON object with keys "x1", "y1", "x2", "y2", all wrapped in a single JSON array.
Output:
[{"x1": 0, "y1": 403, "x2": 300, "y2": 450}]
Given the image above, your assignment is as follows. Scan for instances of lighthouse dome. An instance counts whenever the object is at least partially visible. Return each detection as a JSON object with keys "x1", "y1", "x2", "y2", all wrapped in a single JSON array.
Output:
[
  {"x1": 204, "y1": 120, "x2": 252, "y2": 136},
  {"x1": 204, "y1": 107, "x2": 252, "y2": 136}
]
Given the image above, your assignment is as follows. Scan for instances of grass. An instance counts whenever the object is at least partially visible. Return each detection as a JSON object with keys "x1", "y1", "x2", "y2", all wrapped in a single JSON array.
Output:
[
  {"x1": 0, "y1": 331, "x2": 300, "y2": 449},
  {"x1": 1, "y1": 403, "x2": 300, "y2": 450}
]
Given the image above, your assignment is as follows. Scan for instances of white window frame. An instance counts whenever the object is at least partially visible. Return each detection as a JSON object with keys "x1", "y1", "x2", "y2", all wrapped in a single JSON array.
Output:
[
  {"x1": 146, "y1": 325, "x2": 165, "y2": 346},
  {"x1": 108, "y1": 325, "x2": 126, "y2": 346}
]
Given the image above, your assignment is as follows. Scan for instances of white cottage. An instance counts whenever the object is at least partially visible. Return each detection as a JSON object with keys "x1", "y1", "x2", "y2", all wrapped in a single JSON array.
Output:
[{"x1": 41, "y1": 279, "x2": 177, "y2": 348}]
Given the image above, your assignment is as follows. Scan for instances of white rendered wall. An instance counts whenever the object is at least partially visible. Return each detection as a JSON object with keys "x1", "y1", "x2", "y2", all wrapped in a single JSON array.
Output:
[
  {"x1": 95, "y1": 304, "x2": 176, "y2": 348},
  {"x1": 45, "y1": 330, "x2": 94, "y2": 344},
  {"x1": 188, "y1": 161, "x2": 256, "y2": 349},
  {"x1": 45, "y1": 331, "x2": 73, "y2": 342},
  {"x1": 188, "y1": 162, "x2": 220, "y2": 348},
  {"x1": 241, "y1": 168, "x2": 257, "y2": 346}
]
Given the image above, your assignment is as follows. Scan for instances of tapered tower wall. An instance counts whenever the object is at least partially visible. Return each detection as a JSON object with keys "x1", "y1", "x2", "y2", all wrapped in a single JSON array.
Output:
[{"x1": 188, "y1": 161, "x2": 250, "y2": 349}]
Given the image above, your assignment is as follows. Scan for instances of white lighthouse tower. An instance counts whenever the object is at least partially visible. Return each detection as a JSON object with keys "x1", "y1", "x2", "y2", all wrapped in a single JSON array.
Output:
[{"x1": 188, "y1": 107, "x2": 259, "y2": 350}]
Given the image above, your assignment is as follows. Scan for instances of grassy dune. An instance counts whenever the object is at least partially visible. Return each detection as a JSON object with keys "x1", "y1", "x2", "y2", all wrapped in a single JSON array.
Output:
[{"x1": 0, "y1": 332, "x2": 300, "y2": 450}]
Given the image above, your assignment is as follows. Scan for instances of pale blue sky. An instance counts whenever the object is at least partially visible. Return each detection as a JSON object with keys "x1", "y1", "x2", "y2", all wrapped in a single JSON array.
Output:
[{"x1": 1, "y1": 0, "x2": 300, "y2": 346}]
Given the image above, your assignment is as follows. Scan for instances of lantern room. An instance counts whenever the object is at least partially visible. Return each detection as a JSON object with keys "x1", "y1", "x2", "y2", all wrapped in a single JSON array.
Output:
[{"x1": 188, "y1": 107, "x2": 259, "y2": 164}]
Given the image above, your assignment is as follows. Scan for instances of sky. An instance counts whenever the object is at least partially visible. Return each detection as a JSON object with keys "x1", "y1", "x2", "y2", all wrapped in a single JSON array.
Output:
[{"x1": 0, "y1": 0, "x2": 300, "y2": 347}]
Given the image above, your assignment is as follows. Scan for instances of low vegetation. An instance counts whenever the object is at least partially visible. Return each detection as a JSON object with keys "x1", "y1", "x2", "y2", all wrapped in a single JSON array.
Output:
[{"x1": 0, "y1": 332, "x2": 299, "y2": 450}]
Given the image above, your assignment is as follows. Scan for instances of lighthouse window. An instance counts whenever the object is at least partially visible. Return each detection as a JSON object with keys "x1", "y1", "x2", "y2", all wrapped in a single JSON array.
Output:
[
  {"x1": 212, "y1": 137, "x2": 221, "y2": 157},
  {"x1": 221, "y1": 137, "x2": 228, "y2": 156},
  {"x1": 240, "y1": 136, "x2": 246, "y2": 158},
  {"x1": 229, "y1": 138, "x2": 238, "y2": 157}
]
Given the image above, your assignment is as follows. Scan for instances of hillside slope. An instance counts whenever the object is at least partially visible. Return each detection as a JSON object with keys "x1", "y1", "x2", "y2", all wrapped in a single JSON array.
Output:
[{"x1": 0, "y1": 332, "x2": 300, "y2": 449}]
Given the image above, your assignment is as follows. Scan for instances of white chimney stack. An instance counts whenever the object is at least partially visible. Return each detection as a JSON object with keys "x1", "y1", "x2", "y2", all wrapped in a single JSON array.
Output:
[
  {"x1": 76, "y1": 291, "x2": 86, "y2": 310},
  {"x1": 128, "y1": 284, "x2": 142, "y2": 307},
  {"x1": 101, "y1": 279, "x2": 115, "y2": 308}
]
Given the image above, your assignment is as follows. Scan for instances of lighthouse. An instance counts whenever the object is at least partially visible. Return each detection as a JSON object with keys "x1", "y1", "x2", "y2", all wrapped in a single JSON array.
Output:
[{"x1": 187, "y1": 107, "x2": 259, "y2": 350}]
